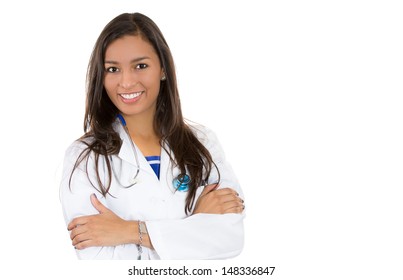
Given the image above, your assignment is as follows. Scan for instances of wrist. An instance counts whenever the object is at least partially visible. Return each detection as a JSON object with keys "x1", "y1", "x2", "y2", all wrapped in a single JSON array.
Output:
[
  {"x1": 126, "y1": 220, "x2": 153, "y2": 249},
  {"x1": 125, "y1": 221, "x2": 139, "y2": 244}
]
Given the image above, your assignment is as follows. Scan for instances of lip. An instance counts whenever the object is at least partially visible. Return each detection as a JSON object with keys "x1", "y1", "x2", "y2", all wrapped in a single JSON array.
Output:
[{"x1": 119, "y1": 91, "x2": 144, "y2": 104}]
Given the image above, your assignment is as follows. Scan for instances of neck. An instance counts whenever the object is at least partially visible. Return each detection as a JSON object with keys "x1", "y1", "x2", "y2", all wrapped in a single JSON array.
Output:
[
  {"x1": 121, "y1": 110, "x2": 161, "y2": 157},
  {"x1": 121, "y1": 110, "x2": 157, "y2": 139}
]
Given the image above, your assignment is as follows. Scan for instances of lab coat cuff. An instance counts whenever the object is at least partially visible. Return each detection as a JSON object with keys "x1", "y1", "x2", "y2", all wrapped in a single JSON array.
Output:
[{"x1": 145, "y1": 220, "x2": 170, "y2": 259}]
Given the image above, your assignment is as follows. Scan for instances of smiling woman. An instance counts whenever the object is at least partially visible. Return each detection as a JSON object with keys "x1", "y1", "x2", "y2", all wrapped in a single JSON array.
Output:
[
  {"x1": 104, "y1": 36, "x2": 163, "y2": 117},
  {"x1": 103, "y1": 35, "x2": 163, "y2": 157},
  {"x1": 59, "y1": 12, "x2": 245, "y2": 260}
]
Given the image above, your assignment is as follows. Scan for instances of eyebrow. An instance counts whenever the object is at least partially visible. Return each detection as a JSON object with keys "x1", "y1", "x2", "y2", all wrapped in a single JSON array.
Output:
[{"x1": 104, "y1": 56, "x2": 151, "y2": 64}]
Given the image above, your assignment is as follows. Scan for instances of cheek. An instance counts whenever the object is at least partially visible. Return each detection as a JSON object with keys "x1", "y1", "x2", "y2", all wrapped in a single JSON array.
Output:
[
  {"x1": 103, "y1": 76, "x2": 118, "y2": 101},
  {"x1": 143, "y1": 74, "x2": 161, "y2": 95},
  {"x1": 103, "y1": 78, "x2": 119, "y2": 108},
  {"x1": 103, "y1": 76, "x2": 115, "y2": 93}
]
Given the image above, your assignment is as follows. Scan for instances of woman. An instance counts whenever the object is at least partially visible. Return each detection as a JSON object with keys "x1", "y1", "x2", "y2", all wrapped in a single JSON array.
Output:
[{"x1": 60, "y1": 12, "x2": 245, "y2": 260}]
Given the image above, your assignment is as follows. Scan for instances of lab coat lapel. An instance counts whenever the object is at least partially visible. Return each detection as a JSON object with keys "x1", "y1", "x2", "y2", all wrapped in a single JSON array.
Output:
[
  {"x1": 115, "y1": 121, "x2": 155, "y2": 177},
  {"x1": 159, "y1": 145, "x2": 171, "y2": 185},
  {"x1": 118, "y1": 137, "x2": 137, "y2": 166}
]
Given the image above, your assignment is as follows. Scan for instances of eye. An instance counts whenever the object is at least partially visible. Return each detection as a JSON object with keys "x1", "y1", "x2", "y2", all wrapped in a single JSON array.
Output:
[
  {"x1": 136, "y1": 63, "x2": 148, "y2": 70},
  {"x1": 105, "y1": 66, "x2": 119, "y2": 73}
]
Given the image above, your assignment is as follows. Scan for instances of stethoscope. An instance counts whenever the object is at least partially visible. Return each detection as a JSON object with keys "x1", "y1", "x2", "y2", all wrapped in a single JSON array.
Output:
[
  {"x1": 111, "y1": 114, "x2": 140, "y2": 188},
  {"x1": 112, "y1": 114, "x2": 190, "y2": 191}
]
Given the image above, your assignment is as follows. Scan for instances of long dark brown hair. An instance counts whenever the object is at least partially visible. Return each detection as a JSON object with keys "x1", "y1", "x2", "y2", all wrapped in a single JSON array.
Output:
[{"x1": 70, "y1": 12, "x2": 219, "y2": 214}]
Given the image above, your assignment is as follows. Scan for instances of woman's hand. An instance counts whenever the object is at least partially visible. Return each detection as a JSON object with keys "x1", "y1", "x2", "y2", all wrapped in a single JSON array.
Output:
[
  {"x1": 193, "y1": 184, "x2": 245, "y2": 215},
  {"x1": 67, "y1": 194, "x2": 136, "y2": 250}
]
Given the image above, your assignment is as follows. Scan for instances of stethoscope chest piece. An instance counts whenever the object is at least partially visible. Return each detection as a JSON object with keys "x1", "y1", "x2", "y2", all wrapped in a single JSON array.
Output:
[{"x1": 173, "y1": 174, "x2": 190, "y2": 192}]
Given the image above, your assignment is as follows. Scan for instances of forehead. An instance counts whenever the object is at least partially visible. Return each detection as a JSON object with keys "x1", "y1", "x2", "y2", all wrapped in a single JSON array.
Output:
[{"x1": 104, "y1": 35, "x2": 158, "y2": 61}]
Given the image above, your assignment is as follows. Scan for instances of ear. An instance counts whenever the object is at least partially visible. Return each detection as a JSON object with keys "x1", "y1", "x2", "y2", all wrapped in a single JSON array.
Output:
[{"x1": 161, "y1": 69, "x2": 166, "y2": 81}]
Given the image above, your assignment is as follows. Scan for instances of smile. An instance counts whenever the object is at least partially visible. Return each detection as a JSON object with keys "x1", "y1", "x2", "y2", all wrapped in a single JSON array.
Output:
[{"x1": 119, "y1": 91, "x2": 144, "y2": 100}]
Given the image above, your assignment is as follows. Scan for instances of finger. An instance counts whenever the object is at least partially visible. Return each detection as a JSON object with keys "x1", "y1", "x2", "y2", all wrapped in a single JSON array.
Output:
[
  {"x1": 215, "y1": 190, "x2": 242, "y2": 204},
  {"x1": 214, "y1": 187, "x2": 239, "y2": 197},
  {"x1": 67, "y1": 216, "x2": 88, "y2": 231},
  {"x1": 73, "y1": 239, "x2": 94, "y2": 250},
  {"x1": 90, "y1": 193, "x2": 109, "y2": 214},
  {"x1": 70, "y1": 224, "x2": 88, "y2": 241},
  {"x1": 223, "y1": 203, "x2": 245, "y2": 214},
  {"x1": 71, "y1": 231, "x2": 90, "y2": 247},
  {"x1": 222, "y1": 199, "x2": 245, "y2": 213}
]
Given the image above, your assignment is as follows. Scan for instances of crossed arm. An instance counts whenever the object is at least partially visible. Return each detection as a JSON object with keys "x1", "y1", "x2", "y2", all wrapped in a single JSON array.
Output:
[{"x1": 68, "y1": 184, "x2": 245, "y2": 251}]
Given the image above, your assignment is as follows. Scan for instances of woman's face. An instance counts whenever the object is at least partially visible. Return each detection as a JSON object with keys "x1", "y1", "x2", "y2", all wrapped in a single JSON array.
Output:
[{"x1": 103, "y1": 35, "x2": 164, "y2": 120}]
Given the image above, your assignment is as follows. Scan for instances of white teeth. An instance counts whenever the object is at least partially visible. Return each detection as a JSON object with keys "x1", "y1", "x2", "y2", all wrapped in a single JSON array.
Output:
[{"x1": 120, "y1": 92, "x2": 143, "y2": 99}]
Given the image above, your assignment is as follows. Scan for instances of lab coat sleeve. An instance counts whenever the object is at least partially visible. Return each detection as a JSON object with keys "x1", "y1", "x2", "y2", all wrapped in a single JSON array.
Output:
[
  {"x1": 146, "y1": 127, "x2": 245, "y2": 259},
  {"x1": 59, "y1": 141, "x2": 119, "y2": 259}
]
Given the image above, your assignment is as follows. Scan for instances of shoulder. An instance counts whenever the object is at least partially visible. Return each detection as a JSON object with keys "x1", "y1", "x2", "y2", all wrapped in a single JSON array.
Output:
[
  {"x1": 186, "y1": 122, "x2": 229, "y2": 165},
  {"x1": 187, "y1": 122, "x2": 217, "y2": 143},
  {"x1": 64, "y1": 137, "x2": 94, "y2": 162},
  {"x1": 186, "y1": 122, "x2": 222, "y2": 152},
  {"x1": 64, "y1": 122, "x2": 124, "y2": 161}
]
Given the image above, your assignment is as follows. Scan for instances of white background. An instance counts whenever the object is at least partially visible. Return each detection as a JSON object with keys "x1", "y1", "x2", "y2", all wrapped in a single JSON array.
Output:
[{"x1": 0, "y1": 0, "x2": 402, "y2": 279}]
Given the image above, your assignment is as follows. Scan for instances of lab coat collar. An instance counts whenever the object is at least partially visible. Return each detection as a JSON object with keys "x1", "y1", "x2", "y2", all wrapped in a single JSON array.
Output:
[
  {"x1": 113, "y1": 119, "x2": 173, "y2": 179},
  {"x1": 114, "y1": 120, "x2": 137, "y2": 166}
]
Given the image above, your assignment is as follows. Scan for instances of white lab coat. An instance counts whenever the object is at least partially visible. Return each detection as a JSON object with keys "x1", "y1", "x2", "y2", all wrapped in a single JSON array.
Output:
[{"x1": 59, "y1": 121, "x2": 244, "y2": 260}]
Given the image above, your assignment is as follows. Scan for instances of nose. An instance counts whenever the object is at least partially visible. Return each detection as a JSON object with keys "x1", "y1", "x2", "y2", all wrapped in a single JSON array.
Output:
[{"x1": 119, "y1": 71, "x2": 137, "y2": 89}]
